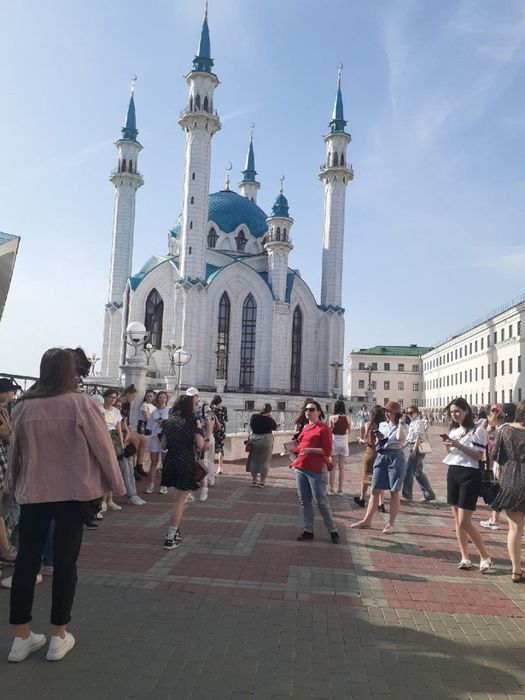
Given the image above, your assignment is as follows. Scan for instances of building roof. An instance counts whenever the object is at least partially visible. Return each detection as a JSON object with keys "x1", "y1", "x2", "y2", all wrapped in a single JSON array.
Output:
[
  {"x1": 130, "y1": 255, "x2": 177, "y2": 290},
  {"x1": 353, "y1": 345, "x2": 433, "y2": 357},
  {"x1": 270, "y1": 192, "x2": 290, "y2": 218},
  {"x1": 170, "y1": 190, "x2": 269, "y2": 239},
  {"x1": 121, "y1": 94, "x2": 138, "y2": 142},
  {"x1": 0, "y1": 231, "x2": 21, "y2": 322}
]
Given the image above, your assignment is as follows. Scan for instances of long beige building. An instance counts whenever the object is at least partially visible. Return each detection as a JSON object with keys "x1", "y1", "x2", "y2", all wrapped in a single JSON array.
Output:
[
  {"x1": 422, "y1": 295, "x2": 525, "y2": 410},
  {"x1": 347, "y1": 345, "x2": 432, "y2": 408}
]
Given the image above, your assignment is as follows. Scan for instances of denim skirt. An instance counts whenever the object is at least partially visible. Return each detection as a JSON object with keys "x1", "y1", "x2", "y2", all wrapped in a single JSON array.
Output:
[{"x1": 372, "y1": 449, "x2": 407, "y2": 492}]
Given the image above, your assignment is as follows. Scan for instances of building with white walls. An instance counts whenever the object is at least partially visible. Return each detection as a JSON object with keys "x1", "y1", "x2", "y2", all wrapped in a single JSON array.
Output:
[{"x1": 100, "y1": 7, "x2": 353, "y2": 402}]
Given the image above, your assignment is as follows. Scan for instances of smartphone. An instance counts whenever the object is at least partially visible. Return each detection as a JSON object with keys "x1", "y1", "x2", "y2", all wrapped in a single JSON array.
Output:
[{"x1": 439, "y1": 433, "x2": 449, "y2": 440}]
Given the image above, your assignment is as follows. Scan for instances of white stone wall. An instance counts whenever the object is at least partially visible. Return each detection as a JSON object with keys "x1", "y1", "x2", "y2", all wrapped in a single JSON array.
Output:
[
  {"x1": 238, "y1": 180, "x2": 260, "y2": 203},
  {"x1": 320, "y1": 180, "x2": 347, "y2": 307},
  {"x1": 422, "y1": 303, "x2": 525, "y2": 409}
]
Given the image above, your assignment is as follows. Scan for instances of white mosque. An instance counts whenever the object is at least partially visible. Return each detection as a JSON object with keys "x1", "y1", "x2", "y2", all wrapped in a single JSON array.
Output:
[{"x1": 101, "y1": 7, "x2": 353, "y2": 401}]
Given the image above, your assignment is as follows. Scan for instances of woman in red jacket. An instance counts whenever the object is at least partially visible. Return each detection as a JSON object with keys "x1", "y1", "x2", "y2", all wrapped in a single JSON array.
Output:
[{"x1": 291, "y1": 400, "x2": 339, "y2": 543}]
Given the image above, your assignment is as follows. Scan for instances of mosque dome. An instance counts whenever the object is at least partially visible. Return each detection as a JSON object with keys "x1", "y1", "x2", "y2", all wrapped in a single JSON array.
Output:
[{"x1": 170, "y1": 190, "x2": 269, "y2": 239}]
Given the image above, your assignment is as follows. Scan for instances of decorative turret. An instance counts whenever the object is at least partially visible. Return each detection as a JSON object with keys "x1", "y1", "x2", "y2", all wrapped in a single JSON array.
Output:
[
  {"x1": 238, "y1": 125, "x2": 260, "y2": 203},
  {"x1": 319, "y1": 65, "x2": 353, "y2": 308},
  {"x1": 177, "y1": 1, "x2": 221, "y2": 282},
  {"x1": 102, "y1": 78, "x2": 144, "y2": 378},
  {"x1": 264, "y1": 177, "x2": 294, "y2": 303}
]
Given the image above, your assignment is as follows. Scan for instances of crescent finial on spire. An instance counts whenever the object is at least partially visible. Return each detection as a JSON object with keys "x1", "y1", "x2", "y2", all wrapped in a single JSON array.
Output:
[
  {"x1": 131, "y1": 75, "x2": 137, "y2": 95},
  {"x1": 280, "y1": 175, "x2": 285, "y2": 194},
  {"x1": 250, "y1": 122, "x2": 255, "y2": 142},
  {"x1": 204, "y1": 0, "x2": 209, "y2": 20},
  {"x1": 225, "y1": 161, "x2": 232, "y2": 190},
  {"x1": 337, "y1": 63, "x2": 343, "y2": 89}
]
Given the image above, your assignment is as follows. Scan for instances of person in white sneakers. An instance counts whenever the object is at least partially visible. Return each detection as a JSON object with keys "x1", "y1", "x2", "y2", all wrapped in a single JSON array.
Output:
[
  {"x1": 5, "y1": 348, "x2": 125, "y2": 662},
  {"x1": 186, "y1": 387, "x2": 214, "y2": 501}
]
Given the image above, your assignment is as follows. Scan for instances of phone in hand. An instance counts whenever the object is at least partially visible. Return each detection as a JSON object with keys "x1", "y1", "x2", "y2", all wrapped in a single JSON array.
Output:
[{"x1": 439, "y1": 433, "x2": 449, "y2": 440}]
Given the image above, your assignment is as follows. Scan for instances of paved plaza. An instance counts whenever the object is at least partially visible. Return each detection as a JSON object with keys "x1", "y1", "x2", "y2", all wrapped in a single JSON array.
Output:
[{"x1": 1, "y1": 426, "x2": 525, "y2": 699}]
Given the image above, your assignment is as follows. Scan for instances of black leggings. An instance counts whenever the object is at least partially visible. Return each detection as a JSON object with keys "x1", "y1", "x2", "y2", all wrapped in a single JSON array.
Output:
[{"x1": 10, "y1": 501, "x2": 84, "y2": 626}]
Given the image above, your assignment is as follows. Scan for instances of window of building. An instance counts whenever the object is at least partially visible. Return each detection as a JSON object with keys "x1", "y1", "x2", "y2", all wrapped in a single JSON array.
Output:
[
  {"x1": 144, "y1": 288, "x2": 164, "y2": 349},
  {"x1": 398, "y1": 363, "x2": 405, "y2": 372},
  {"x1": 276, "y1": 401, "x2": 286, "y2": 411},
  {"x1": 487, "y1": 391, "x2": 490, "y2": 404},
  {"x1": 384, "y1": 362, "x2": 390, "y2": 371},
  {"x1": 413, "y1": 382, "x2": 419, "y2": 391},
  {"x1": 501, "y1": 360, "x2": 504, "y2": 376},
  {"x1": 412, "y1": 364, "x2": 419, "y2": 372},
  {"x1": 509, "y1": 389, "x2": 513, "y2": 403},
  {"x1": 509, "y1": 358, "x2": 513, "y2": 374},
  {"x1": 413, "y1": 399, "x2": 418, "y2": 406},
  {"x1": 358, "y1": 380, "x2": 365, "y2": 389},
  {"x1": 494, "y1": 331, "x2": 497, "y2": 344},
  {"x1": 207, "y1": 227, "x2": 218, "y2": 248},
  {"x1": 481, "y1": 365, "x2": 484, "y2": 379},
  {"x1": 481, "y1": 337, "x2": 484, "y2": 350},
  {"x1": 397, "y1": 398, "x2": 404, "y2": 407},
  {"x1": 398, "y1": 381, "x2": 404, "y2": 390},
  {"x1": 235, "y1": 230, "x2": 247, "y2": 251},
  {"x1": 459, "y1": 348, "x2": 462, "y2": 358},
  {"x1": 384, "y1": 381, "x2": 390, "y2": 390},
  {"x1": 518, "y1": 321, "x2": 521, "y2": 336},
  {"x1": 509, "y1": 325, "x2": 513, "y2": 338},
  {"x1": 216, "y1": 292, "x2": 230, "y2": 379},
  {"x1": 475, "y1": 340, "x2": 478, "y2": 352},
  {"x1": 455, "y1": 349, "x2": 458, "y2": 360},
  {"x1": 358, "y1": 362, "x2": 365, "y2": 370},
  {"x1": 519, "y1": 356, "x2": 522, "y2": 372},
  {"x1": 469, "y1": 369, "x2": 472, "y2": 382},
  {"x1": 475, "y1": 367, "x2": 478, "y2": 380},
  {"x1": 244, "y1": 400, "x2": 255, "y2": 411},
  {"x1": 464, "y1": 345, "x2": 467, "y2": 356},
  {"x1": 239, "y1": 294, "x2": 257, "y2": 388},
  {"x1": 469, "y1": 342, "x2": 472, "y2": 354},
  {"x1": 519, "y1": 388, "x2": 522, "y2": 402},
  {"x1": 502, "y1": 389, "x2": 505, "y2": 403},
  {"x1": 384, "y1": 398, "x2": 390, "y2": 405},
  {"x1": 290, "y1": 306, "x2": 303, "y2": 393},
  {"x1": 494, "y1": 390, "x2": 498, "y2": 403},
  {"x1": 488, "y1": 364, "x2": 490, "y2": 378},
  {"x1": 487, "y1": 334, "x2": 490, "y2": 347},
  {"x1": 371, "y1": 362, "x2": 378, "y2": 370},
  {"x1": 501, "y1": 328, "x2": 505, "y2": 342},
  {"x1": 464, "y1": 370, "x2": 467, "y2": 382}
]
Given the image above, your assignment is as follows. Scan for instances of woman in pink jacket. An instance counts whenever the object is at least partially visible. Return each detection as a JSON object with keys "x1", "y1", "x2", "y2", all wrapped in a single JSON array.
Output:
[{"x1": 5, "y1": 348, "x2": 125, "y2": 663}]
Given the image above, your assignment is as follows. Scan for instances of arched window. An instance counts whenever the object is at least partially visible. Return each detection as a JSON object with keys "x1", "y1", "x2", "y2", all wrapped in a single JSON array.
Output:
[
  {"x1": 128, "y1": 160, "x2": 133, "y2": 173},
  {"x1": 216, "y1": 292, "x2": 230, "y2": 379},
  {"x1": 189, "y1": 221, "x2": 193, "y2": 229},
  {"x1": 195, "y1": 94, "x2": 201, "y2": 110},
  {"x1": 203, "y1": 96, "x2": 209, "y2": 112},
  {"x1": 290, "y1": 305, "x2": 303, "y2": 393},
  {"x1": 207, "y1": 227, "x2": 218, "y2": 248},
  {"x1": 144, "y1": 288, "x2": 164, "y2": 349},
  {"x1": 283, "y1": 228, "x2": 287, "y2": 240},
  {"x1": 276, "y1": 226, "x2": 281, "y2": 241},
  {"x1": 122, "y1": 158, "x2": 127, "y2": 172},
  {"x1": 190, "y1": 196, "x2": 194, "y2": 204},
  {"x1": 189, "y1": 96, "x2": 193, "y2": 111},
  {"x1": 239, "y1": 294, "x2": 257, "y2": 388},
  {"x1": 333, "y1": 152, "x2": 339, "y2": 166},
  {"x1": 235, "y1": 230, "x2": 247, "y2": 251},
  {"x1": 192, "y1": 172, "x2": 196, "y2": 180},
  {"x1": 340, "y1": 153, "x2": 345, "y2": 166}
]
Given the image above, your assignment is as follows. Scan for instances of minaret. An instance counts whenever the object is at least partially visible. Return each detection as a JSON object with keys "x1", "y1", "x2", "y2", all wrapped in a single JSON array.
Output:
[
  {"x1": 264, "y1": 178, "x2": 294, "y2": 303},
  {"x1": 238, "y1": 125, "x2": 260, "y2": 203},
  {"x1": 319, "y1": 66, "x2": 353, "y2": 307},
  {"x1": 101, "y1": 79, "x2": 144, "y2": 378},
  {"x1": 177, "y1": 1, "x2": 221, "y2": 281}
]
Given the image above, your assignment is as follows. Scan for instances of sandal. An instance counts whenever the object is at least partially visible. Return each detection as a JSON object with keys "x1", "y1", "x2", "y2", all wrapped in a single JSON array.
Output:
[
  {"x1": 511, "y1": 572, "x2": 523, "y2": 583},
  {"x1": 382, "y1": 524, "x2": 395, "y2": 535},
  {"x1": 457, "y1": 559, "x2": 473, "y2": 570}
]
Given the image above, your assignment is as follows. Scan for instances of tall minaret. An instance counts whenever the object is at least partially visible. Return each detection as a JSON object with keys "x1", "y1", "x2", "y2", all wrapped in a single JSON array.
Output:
[
  {"x1": 238, "y1": 126, "x2": 260, "y2": 203},
  {"x1": 101, "y1": 80, "x2": 144, "y2": 378},
  {"x1": 264, "y1": 178, "x2": 293, "y2": 303},
  {"x1": 177, "y1": 1, "x2": 221, "y2": 281},
  {"x1": 319, "y1": 66, "x2": 353, "y2": 307}
]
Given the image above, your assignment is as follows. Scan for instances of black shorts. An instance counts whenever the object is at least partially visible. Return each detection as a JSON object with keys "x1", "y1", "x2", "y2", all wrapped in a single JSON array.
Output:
[{"x1": 447, "y1": 465, "x2": 481, "y2": 511}]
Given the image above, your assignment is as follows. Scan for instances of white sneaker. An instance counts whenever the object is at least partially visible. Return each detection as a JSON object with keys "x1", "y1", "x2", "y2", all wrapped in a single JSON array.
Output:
[
  {"x1": 2, "y1": 574, "x2": 43, "y2": 590},
  {"x1": 145, "y1": 483, "x2": 155, "y2": 494},
  {"x1": 107, "y1": 500, "x2": 121, "y2": 511},
  {"x1": 129, "y1": 495, "x2": 144, "y2": 506},
  {"x1": 480, "y1": 557, "x2": 492, "y2": 573},
  {"x1": 185, "y1": 493, "x2": 195, "y2": 503},
  {"x1": 480, "y1": 519, "x2": 500, "y2": 530},
  {"x1": 457, "y1": 559, "x2": 473, "y2": 570},
  {"x1": 8, "y1": 631, "x2": 46, "y2": 662},
  {"x1": 95, "y1": 511, "x2": 104, "y2": 520},
  {"x1": 199, "y1": 487, "x2": 208, "y2": 502},
  {"x1": 47, "y1": 632, "x2": 75, "y2": 661},
  {"x1": 159, "y1": 486, "x2": 168, "y2": 495},
  {"x1": 100, "y1": 501, "x2": 108, "y2": 513},
  {"x1": 336, "y1": 490, "x2": 344, "y2": 496}
]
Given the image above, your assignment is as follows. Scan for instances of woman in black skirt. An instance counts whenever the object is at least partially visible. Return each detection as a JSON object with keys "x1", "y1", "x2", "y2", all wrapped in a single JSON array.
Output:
[{"x1": 160, "y1": 395, "x2": 204, "y2": 550}]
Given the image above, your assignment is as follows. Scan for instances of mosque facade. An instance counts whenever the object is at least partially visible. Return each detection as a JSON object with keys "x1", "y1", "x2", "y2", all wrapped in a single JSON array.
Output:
[{"x1": 101, "y1": 9, "x2": 353, "y2": 400}]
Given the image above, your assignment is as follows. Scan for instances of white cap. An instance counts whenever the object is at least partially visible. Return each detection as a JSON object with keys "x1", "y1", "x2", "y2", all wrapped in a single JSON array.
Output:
[{"x1": 185, "y1": 386, "x2": 199, "y2": 396}]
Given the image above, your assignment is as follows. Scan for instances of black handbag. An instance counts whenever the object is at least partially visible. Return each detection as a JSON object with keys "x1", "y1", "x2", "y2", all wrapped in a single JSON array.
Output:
[{"x1": 479, "y1": 459, "x2": 500, "y2": 505}]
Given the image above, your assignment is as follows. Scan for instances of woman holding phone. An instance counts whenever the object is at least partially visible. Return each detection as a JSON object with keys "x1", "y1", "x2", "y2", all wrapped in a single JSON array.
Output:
[
  {"x1": 145, "y1": 391, "x2": 170, "y2": 494},
  {"x1": 442, "y1": 398, "x2": 491, "y2": 572}
]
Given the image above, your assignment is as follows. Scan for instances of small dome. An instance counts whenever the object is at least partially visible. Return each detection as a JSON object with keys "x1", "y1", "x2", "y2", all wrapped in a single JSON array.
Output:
[
  {"x1": 170, "y1": 191, "x2": 269, "y2": 239},
  {"x1": 271, "y1": 192, "x2": 289, "y2": 218}
]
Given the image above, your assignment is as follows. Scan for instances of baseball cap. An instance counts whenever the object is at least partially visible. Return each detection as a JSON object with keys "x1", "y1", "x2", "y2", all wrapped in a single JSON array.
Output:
[
  {"x1": 0, "y1": 378, "x2": 16, "y2": 393},
  {"x1": 185, "y1": 387, "x2": 199, "y2": 397},
  {"x1": 490, "y1": 404, "x2": 502, "y2": 412}
]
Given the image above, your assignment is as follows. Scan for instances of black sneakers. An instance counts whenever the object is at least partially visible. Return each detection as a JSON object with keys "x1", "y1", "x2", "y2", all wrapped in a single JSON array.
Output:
[
  {"x1": 330, "y1": 531, "x2": 340, "y2": 544},
  {"x1": 297, "y1": 531, "x2": 314, "y2": 541},
  {"x1": 163, "y1": 529, "x2": 182, "y2": 550},
  {"x1": 353, "y1": 497, "x2": 366, "y2": 508}
]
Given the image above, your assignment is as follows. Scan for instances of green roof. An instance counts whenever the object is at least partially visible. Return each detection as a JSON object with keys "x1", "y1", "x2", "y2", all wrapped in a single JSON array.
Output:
[{"x1": 353, "y1": 345, "x2": 433, "y2": 357}]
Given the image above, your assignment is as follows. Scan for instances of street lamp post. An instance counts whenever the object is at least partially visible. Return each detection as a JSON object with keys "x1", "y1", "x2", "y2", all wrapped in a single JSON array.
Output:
[
  {"x1": 164, "y1": 340, "x2": 191, "y2": 393},
  {"x1": 121, "y1": 322, "x2": 149, "y2": 428},
  {"x1": 364, "y1": 363, "x2": 376, "y2": 404},
  {"x1": 329, "y1": 361, "x2": 343, "y2": 397}
]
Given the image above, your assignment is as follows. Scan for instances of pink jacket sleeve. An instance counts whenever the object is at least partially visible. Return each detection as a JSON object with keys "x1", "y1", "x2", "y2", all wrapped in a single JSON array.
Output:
[{"x1": 78, "y1": 397, "x2": 126, "y2": 496}]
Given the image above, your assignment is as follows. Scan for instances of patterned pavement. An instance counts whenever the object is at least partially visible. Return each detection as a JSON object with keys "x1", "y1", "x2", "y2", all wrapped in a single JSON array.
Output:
[{"x1": 1, "y1": 426, "x2": 525, "y2": 699}]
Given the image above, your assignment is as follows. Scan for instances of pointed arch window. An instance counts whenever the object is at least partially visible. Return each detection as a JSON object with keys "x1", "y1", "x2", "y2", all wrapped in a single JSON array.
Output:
[
  {"x1": 239, "y1": 294, "x2": 257, "y2": 388},
  {"x1": 235, "y1": 230, "x2": 247, "y2": 251},
  {"x1": 189, "y1": 96, "x2": 193, "y2": 111},
  {"x1": 290, "y1": 305, "x2": 303, "y2": 393},
  {"x1": 122, "y1": 158, "x2": 127, "y2": 172},
  {"x1": 216, "y1": 292, "x2": 230, "y2": 379},
  {"x1": 128, "y1": 160, "x2": 133, "y2": 173},
  {"x1": 340, "y1": 153, "x2": 345, "y2": 166},
  {"x1": 203, "y1": 96, "x2": 209, "y2": 112},
  {"x1": 144, "y1": 288, "x2": 164, "y2": 349},
  {"x1": 333, "y1": 152, "x2": 339, "y2": 166},
  {"x1": 195, "y1": 94, "x2": 201, "y2": 110},
  {"x1": 207, "y1": 227, "x2": 218, "y2": 248},
  {"x1": 276, "y1": 226, "x2": 281, "y2": 241}
]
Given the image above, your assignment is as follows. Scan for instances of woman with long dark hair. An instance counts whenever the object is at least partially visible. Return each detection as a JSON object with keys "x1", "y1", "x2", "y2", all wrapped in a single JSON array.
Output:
[
  {"x1": 211, "y1": 395, "x2": 228, "y2": 475},
  {"x1": 160, "y1": 394, "x2": 205, "y2": 549},
  {"x1": 327, "y1": 400, "x2": 351, "y2": 496},
  {"x1": 246, "y1": 403, "x2": 277, "y2": 488},
  {"x1": 145, "y1": 391, "x2": 170, "y2": 494},
  {"x1": 354, "y1": 405, "x2": 386, "y2": 508},
  {"x1": 5, "y1": 348, "x2": 124, "y2": 662},
  {"x1": 442, "y1": 397, "x2": 491, "y2": 572},
  {"x1": 489, "y1": 400, "x2": 525, "y2": 582}
]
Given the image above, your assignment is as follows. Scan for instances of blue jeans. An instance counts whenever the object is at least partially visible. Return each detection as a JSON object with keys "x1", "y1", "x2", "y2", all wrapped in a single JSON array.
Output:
[
  {"x1": 295, "y1": 468, "x2": 336, "y2": 533},
  {"x1": 119, "y1": 457, "x2": 137, "y2": 498},
  {"x1": 402, "y1": 450, "x2": 435, "y2": 500}
]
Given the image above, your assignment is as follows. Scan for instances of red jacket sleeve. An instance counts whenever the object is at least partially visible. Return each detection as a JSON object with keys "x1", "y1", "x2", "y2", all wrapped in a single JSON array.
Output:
[{"x1": 321, "y1": 423, "x2": 333, "y2": 459}]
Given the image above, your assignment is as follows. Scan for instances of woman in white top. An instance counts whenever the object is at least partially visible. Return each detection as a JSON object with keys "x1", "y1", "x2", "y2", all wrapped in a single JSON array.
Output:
[
  {"x1": 145, "y1": 391, "x2": 170, "y2": 495},
  {"x1": 137, "y1": 390, "x2": 156, "y2": 435},
  {"x1": 442, "y1": 397, "x2": 491, "y2": 572}
]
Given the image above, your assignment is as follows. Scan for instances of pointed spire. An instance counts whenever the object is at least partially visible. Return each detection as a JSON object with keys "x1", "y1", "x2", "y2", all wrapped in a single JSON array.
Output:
[
  {"x1": 329, "y1": 64, "x2": 347, "y2": 133},
  {"x1": 242, "y1": 123, "x2": 257, "y2": 182},
  {"x1": 193, "y1": 0, "x2": 214, "y2": 73},
  {"x1": 121, "y1": 76, "x2": 138, "y2": 141}
]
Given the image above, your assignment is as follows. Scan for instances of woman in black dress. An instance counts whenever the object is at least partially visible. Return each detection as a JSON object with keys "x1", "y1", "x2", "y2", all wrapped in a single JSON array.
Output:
[
  {"x1": 246, "y1": 403, "x2": 277, "y2": 487},
  {"x1": 160, "y1": 395, "x2": 204, "y2": 550},
  {"x1": 211, "y1": 395, "x2": 228, "y2": 475}
]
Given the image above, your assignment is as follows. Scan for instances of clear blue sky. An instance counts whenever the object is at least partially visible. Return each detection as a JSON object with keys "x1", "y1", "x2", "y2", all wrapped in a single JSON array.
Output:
[{"x1": 1, "y1": 0, "x2": 524, "y2": 376}]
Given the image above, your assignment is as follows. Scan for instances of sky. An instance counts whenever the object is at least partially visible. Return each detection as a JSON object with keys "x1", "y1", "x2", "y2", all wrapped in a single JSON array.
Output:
[{"x1": 0, "y1": 0, "x2": 524, "y2": 377}]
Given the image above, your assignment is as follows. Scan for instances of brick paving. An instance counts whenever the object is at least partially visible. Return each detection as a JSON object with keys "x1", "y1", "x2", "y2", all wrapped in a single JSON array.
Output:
[{"x1": 1, "y1": 426, "x2": 525, "y2": 699}]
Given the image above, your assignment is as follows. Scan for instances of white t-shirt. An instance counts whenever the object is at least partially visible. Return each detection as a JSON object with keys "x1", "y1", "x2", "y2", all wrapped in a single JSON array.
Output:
[
  {"x1": 378, "y1": 421, "x2": 406, "y2": 449},
  {"x1": 442, "y1": 425, "x2": 487, "y2": 469},
  {"x1": 140, "y1": 401, "x2": 155, "y2": 421},
  {"x1": 103, "y1": 407, "x2": 122, "y2": 431},
  {"x1": 147, "y1": 407, "x2": 170, "y2": 436}
]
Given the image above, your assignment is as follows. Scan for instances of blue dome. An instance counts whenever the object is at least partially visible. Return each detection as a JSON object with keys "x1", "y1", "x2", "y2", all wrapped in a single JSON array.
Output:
[
  {"x1": 271, "y1": 192, "x2": 289, "y2": 217},
  {"x1": 169, "y1": 190, "x2": 269, "y2": 239}
]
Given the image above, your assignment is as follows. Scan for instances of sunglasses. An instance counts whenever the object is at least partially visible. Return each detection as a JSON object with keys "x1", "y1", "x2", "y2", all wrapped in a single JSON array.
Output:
[{"x1": 305, "y1": 407, "x2": 318, "y2": 412}]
